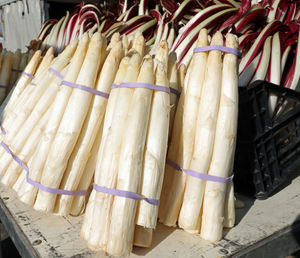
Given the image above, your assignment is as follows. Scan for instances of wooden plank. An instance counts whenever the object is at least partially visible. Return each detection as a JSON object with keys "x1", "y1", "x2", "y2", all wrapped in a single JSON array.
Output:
[{"x1": 0, "y1": 172, "x2": 299, "y2": 257}]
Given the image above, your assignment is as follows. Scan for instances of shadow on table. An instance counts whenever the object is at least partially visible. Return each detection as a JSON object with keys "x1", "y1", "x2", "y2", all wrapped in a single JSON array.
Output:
[
  {"x1": 292, "y1": 215, "x2": 300, "y2": 246},
  {"x1": 233, "y1": 193, "x2": 255, "y2": 227},
  {"x1": 132, "y1": 223, "x2": 176, "y2": 256}
]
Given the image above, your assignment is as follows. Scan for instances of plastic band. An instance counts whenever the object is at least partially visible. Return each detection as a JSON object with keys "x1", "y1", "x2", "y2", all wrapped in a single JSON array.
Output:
[
  {"x1": 49, "y1": 67, "x2": 64, "y2": 80},
  {"x1": 111, "y1": 82, "x2": 170, "y2": 94},
  {"x1": 22, "y1": 72, "x2": 35, "y2": 79},
  {"x1": 166, "y1": 159, "x2": 234, "y2": 183},
  {"x1": 26, "y1": 176, "x2": 87, "y2": 196},
  {"x1": 1, "y1": 141, "x2": 87, "y2": 196},
  {"x1": 93, "y1": 183, "x2": 159, "y2": 206},
  {"x1": 0, "y1": 125, "x2": 6, "y2": 135},
  {"x1": 1, "y1": 142, "x2": 28, "y2": 172},
  {"x1": 170, "y1": 87, "x2": 181, "y2": 97},
  {"x1": 193, "y1": 45, "x2": 241, "y2": 57},
  {"x1": 0, "y1": 85, "x2": 7, "y2": 89},
  {"x1": 61, "y1": 80, "x2": 109, "y2": 99}
]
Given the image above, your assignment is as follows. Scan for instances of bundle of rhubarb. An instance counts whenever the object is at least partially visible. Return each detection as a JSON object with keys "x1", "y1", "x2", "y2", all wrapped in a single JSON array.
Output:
[
  {"x1": 34, "y1": 0, "x2": 299, "y2": 91},
  {"x1": 0, "y1": 49, "x2": 34, "y2": 105},
  {"x1": 159, "y1": 29, "x2": 238, "y2": 243},
  {"x1": 0, "y1": 32, "x2": 129, "y2": 216},
  {"x1": 81, "y1": 34, "x2": 183, "y2": 256}
]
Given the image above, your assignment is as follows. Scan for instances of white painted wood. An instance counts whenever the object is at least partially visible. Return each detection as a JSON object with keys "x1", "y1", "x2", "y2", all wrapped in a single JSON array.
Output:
[{"x1": 0, "y1": 173, "x2": 299, "y2": 257}]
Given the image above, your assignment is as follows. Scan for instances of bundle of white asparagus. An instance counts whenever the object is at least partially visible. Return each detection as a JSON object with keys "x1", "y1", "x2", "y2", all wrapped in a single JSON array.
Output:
[
  {"x1": 0, "y1": 48, "x2": 35, "y2": 105},
  {"x1": 159, "y1": 29, "x2": 239, "y2": 243},
  {"x1": 0, "y1": 32, "x2": 130, "y2": 217},
  {"x1": 81, "y1": 35, "x2": 183, "y2": 256}
]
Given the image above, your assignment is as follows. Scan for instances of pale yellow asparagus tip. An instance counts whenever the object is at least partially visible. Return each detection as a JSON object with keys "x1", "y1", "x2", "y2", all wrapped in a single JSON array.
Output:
[
  {"x1": 131, "y1": 31, "x2": 145, "y2": 57},
  {"x1": 155, "y1": 40, "x2": 168, "y2": 67},
  {"x1": 108, "y1": 32, "x2": 121, "y2": 49},
  {"x1": 44, "y1": 47, "x2": 54, "y2": 58},
  {"x1": 197, "y1": 28, "x2": 209, "y2": 47},
  {"x1": 121, "y1": 34, "x2": 129, "y2": 54}
]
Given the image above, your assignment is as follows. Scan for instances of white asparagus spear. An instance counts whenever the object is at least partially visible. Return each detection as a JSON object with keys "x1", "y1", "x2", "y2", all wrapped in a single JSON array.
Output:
[
  {"x1": 4, "y1": 52, "x2": 29, "y2": 104},
  {"x1": 1, "y1": 107, "x2": 52, "y2": 187},
  {"x1": 178, "y1": 31, "x2": 222, "y2": 233},
  {"x1": 136, "y1": 61, "x2": 170, "y2": 229},
  {"x1": 19, "y1": 35, "x2": 90, "y2": 206},
  {"x1": 33, "y1": 33, "x2": 105, "y2": 213},
  {"x1": 200, "y1": 33, "x2": 239, "y2": 242},
  {"x1": 159, "y1": 29, "x2": 210, "y2": 227},
  {"x1": 168, "y1": 52, "x2": 180, "y2": 141},
  {"x1": 223, "y1": 150, "x2": 236, "y2": 229},
  {"x1": 34, "y1": 48, "x2": 55, "y2": 78},
  {"x1": 159, "y1": 83, "x2": 185, "y2": 226},
  {"x1": 3, "y1": 48, "x2": 53, "y2": 123},
  {"x1": 178, "y1": 63, "x2": 186, "y2": 92},
  {"x1": 106, "y1": 55, "x2": 154, "y2": 257},
  {"x1": 122, "y1": 35, "x2": 130, "y2": 55},
  {"x1": 56, "y1": 41, "x2": 123, "y2": 216},
  {"x1": 1, "y1": 50, "x2": 41, "y2": 120},
  {"x1": 153, "y1": 40, "x2": 168, "y2": 71},
  {"x1": 0, "y1": 66, "x2": 68, "y2": 177},
  {"x1": 0, "y1": 51, "x2": 14, "y2": 103},
  {"x1": 107, "y1": 32, "x2": 121, "y2": 51},
  {"x1": 8, "y1": 49, "x2": 22, "y2": 92},
  {"x1": 80, "y1": 55, "x2": 131, "y2": 242},
  {"x1": 86, "y1": 53, "x2": 142, "y2": 250},
  {"x1": 2, "y1": 40, "x2": 78, "y2": 144},
  {"x1": 70, "y1": 122, "x2": 104, "y2": 216},
  {"x1": 224, "y1": 180, "x2": 235, "y2": 228}
]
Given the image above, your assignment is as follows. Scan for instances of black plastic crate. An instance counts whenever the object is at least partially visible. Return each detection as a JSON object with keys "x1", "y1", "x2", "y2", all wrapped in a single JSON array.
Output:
[{"x1": 233, "y1": 80, "x2": 300, "y2": 199}]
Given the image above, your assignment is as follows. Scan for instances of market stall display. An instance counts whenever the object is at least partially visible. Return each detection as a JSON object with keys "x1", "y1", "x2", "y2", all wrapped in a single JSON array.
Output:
[{"x1": 0, "y1": 0, "x2": 299, "y2": 257}]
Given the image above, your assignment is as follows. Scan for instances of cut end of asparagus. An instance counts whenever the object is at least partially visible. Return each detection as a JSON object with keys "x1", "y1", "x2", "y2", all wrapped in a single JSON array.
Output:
[{"x1": 133, "y1": 226, "x2": 153, "y2": 248}]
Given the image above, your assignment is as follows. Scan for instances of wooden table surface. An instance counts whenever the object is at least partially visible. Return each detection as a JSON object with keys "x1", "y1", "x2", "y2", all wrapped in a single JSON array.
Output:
[{"x1": 0, "y1": 172, "x2": 299, "y2": 258}]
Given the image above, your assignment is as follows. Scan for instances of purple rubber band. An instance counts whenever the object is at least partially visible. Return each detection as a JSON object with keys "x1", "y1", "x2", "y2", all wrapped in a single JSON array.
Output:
[
  {"x1": 49, "y1": 67, "x2": 64, "y2": 80},
  {"x1": 1, "y1": 141, "x2": 87, "y2": 196},
  {"x1": 0, "y1": 125, "x2": 6, "y2": 135},
  {"x1": 0, "y1": 85, "x2": 7, "y2": 89},
  {"x1": 61, "y1": 80, "x2": 109, "y2": 99},
  {"x1": 170, "y1": 87, "x2": 181, "y2": 97},
  {"x1": 166, "y1": 159, "x2": 233, "y2": 183},
  {"x1": 112, "y1": 82, "x2": 170, "y2": 94},
  {"x1": 193, "y1": 45, "x2": 241, "y2": 57},
  {"x1": 26, "y1": 176, "x2": 87, "y2": 196},
  {"x1": 1, "y1": 142, "x2": 28, "y2": 172},
  {"x1": 93, "y1": 183, "x2": 159, "y2": 206},
  {"x1": 22, "y1": 72, "x2": 35, "y2": 79}
]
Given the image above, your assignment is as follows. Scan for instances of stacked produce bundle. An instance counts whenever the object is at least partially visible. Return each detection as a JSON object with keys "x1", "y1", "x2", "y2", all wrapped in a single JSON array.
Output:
[
  {"x1": 159, "y1": 29, "x2": 239, "y2": 243},
  {"x1": 0, "y1": 49, "x2": 33, "y2": 105},
  {"x1": 0, "y1": 32, "x2": 134, "y2": 217},
  {"x1": 81, "y1": 35, "x2": 173, "y2": 256},
  {"x1": 34, "y1": 1, "x2": 299, "y2": 90}
]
